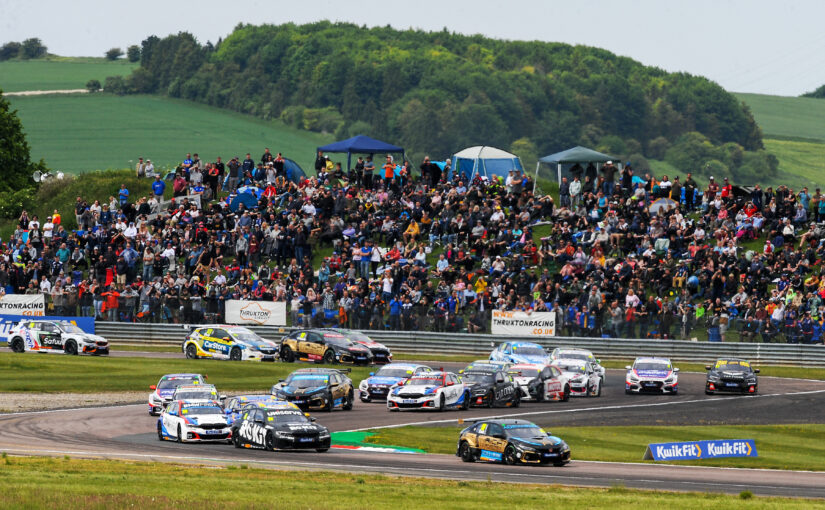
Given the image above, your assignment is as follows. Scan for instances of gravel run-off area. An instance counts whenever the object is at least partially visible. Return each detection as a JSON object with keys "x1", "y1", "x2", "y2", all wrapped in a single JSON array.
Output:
[{"x1": 0, "y1": 392, "x2": 146, "y2": 413}]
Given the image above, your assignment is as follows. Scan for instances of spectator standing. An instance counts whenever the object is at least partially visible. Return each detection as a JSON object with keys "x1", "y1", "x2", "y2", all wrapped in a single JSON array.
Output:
[
  {"x1": 118, "y1": 184, "x2": 130, "y2": 206},
  {"x1": 152, "y1": 175, "x2": 166, "y2": 201}
]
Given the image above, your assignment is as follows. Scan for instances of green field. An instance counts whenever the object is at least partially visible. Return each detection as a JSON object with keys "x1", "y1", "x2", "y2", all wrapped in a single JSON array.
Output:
[
  {"x1": 735, "y1": 92, "x2": 825, "y2": 142},
  {"x1": 366, "y1": 424, "x2": 825, "y2": 471},
  {"x1": 1, "y1": 457, "x2": 816, "y2": 509},
  {"x1": 7, "y1": 93, "x2": 332, "y2": 174},
  {"x1": 0, "y1": 352, "x2": 370, "y2": 393},
  {"x1": 0, "y1": 57, "x2": 138, "y2": 92}
]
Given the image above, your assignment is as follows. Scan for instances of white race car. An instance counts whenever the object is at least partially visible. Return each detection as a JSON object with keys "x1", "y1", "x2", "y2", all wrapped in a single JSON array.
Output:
[
  {"x1": 7, "y1": 320, "x2": 108, "y2": 355},
  {"x1": 550, "y1": 348, "x2": 605, "y2": 385},
  {"x1": 157, "y1": 400, "x2": 232, "y2": 443},
  {"x1": 489, "y1": 341, "x2": 549, "y2": 365},
  {"x1": 625, "y1": 357, "x2": 679, "y2": 394},
  {"x1": 508, "y1": 363, "x2": 570, "y2": 402},
  {"x1": 147, "y1": 373, "x2": 207, "y2": 416},
  {"x1": 171, "y1": 384, "x2": 225, "y2": 404},
  {"x1": 387, "y1": 371, "x2": 469, "y2": 411},
  {"x1": 554, "y1": 359, "x2": 601, "y2": 397}
]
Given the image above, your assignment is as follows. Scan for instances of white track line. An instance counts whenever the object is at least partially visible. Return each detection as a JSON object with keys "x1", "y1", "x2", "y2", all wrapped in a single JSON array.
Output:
[{"x1": 344, "y1": 389, "x2": 825, "y2": 432}]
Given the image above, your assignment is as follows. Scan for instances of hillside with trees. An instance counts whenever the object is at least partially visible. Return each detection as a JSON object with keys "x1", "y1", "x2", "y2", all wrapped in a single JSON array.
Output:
[{"x1": 120, "y1": 22, "x2": 774, "y2": 182}]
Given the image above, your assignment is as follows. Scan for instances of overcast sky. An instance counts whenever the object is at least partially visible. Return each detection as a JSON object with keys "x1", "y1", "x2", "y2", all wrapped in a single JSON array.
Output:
[{"x1": 2, "y1": 0, "x2": 824, "y2": 96}]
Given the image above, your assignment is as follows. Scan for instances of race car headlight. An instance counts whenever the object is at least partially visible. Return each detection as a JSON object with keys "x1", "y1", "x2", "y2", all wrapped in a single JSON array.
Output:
[
  {"x1": 664, "y1": 377, "x2": 675, "y2": 383},
  {"x1": 707, "y1": 376, "x2": 719, "y2": 382},
  {"x1": 275, "y1": 431, "x2": 293, "y2": 439},
  {"x1": 628, "y1": 374, "x2": 638, "y2": 382},
  {"x1": 359, "y1": 381, "x2": 368, "y2": 391},
  {"x1": 319, "y1": 431, "x2": 331, "y2": 439}
]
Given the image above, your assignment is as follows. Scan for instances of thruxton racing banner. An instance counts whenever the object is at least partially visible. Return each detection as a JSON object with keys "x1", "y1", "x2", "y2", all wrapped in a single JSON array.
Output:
[
  {"x1": 643, "y1": 439, "x2": 757, "y2": 461},
  {"x1": 491, "y1": 310, "x2": 555, "y2": 336},
  {"x1": 0, "y1": 294, "x2": 45, "y2": 315},
  {"x1": 0, "y1": 315, "x2": 95, "y2": 344},
  {"x1": 225, "y1": 300, "x2": 287, "y2": 326}
]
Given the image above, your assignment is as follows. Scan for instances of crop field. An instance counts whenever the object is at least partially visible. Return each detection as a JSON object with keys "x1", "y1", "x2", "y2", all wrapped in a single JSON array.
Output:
[
  {"x1": 735, "y1": 92, "x2": 825, "y2": 142},
  {"x1": 0, "y1": 57, "x2": 138, "y2": 92},
  {"x1": 7, "y1": 93, "x2": 332, "y2": 174}
]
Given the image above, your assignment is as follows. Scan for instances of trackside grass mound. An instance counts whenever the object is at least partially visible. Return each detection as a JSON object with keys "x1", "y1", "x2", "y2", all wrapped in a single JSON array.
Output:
[
  {"x1": 0, "y1": 456, "x2": 820, "y2": 509},
  {"x1": 364, "y1": 424, "x2": 825, "y2": 471}
]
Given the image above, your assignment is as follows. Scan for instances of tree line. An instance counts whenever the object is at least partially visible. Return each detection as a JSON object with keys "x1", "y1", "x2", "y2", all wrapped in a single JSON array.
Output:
[{"x1": 108, "y1": 22, "x2": 773, "y2": 181}]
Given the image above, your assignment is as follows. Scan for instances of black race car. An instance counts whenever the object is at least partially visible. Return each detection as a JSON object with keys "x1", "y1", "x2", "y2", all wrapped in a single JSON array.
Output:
[
  {"x1": 279, "y1": 329, "x2": 373, "y2": 365},
  {"x1": 460, "y1": 368, "x2": 520, "y2": 408},
  {"x1": 325, "y1": 329, "x2": 393, "y2": 364},
  {"x1": 456, "y1": 419, "x2": 570, "y2": 466},
  {"x1": 705, "y1": 358, "x2": 759, "y2": 395},
  {"x1": 231, "y1": 406, "x2": 331, "y2": 452},
  {"x1": 271, "y1": 368, "x2": 355, "y2": 412}
]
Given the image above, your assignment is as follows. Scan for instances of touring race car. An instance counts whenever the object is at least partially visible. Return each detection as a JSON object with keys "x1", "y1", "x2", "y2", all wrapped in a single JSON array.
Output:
[
  {"x1": 157, "y1": 400, "x2": 232, "y2": 443},
  {"x1": 705, "y1": 358, "x2": 759, "y2": 395},
  {"x1": 555, "y1": 359, "x2": 601, "y2": 397},
  {"x1": 171, "y1": 384, "x2": 225, "y2": 404},
  {"x1": 460, "y1": 360, "x2": 513, "y2": 374},
  {"x1": 224, "y1": 395, "x2": 293, "y2": 424},
  {"x1": 460, "y1": 367, "x2": 520, "y2": 408},
  {"x1": 359, "y1": 363, "x2": 432, "y2": 402},
  {"x1": 625, "y1": 357, "x2": 679, "y2": 394},
  {"x1": 279, "y1": 329, "x2": 373, "y2": 365},
  {"x1": 508, "y1": 364, "x2": 570, "y2": 402},
  {"x1": 325, "y1": 329, "x2": 393, "y2": 364},
  {"x1": 457, "y1": 419, "x2": 571, "y2": 466},
  {"x1": 183, "y1": 325, "x2": 278, "y2": 361},
  {"x1": 148, "y1": 373, "x2": 207, "y2": 415},
  {"x1": 550, "y1": 348, "x2": 605, "y2": 385},
  {"x1": 387, "y1": 371, "x2": 469, "y2": 411},
  {"x1": 231, "y1": 405, "x2": 331, "y2": 452},
  {"x1": 7, "y1": 320, "x2": 109, "y2": 356},
  {"x1": 271, "y1": 368, "x2": 355, "y2": 412},
  {"x1": 489, "y1": 341, "x2": 550, "y2": 365}
]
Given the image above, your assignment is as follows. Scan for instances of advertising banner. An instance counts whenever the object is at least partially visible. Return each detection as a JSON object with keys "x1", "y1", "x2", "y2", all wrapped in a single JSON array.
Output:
[
  {"x1": 0, "y1": 315, "x2": 95, "y2": 344},
  {"x1": 491, "y1": 310, "x2": 556, "y2": 336},
  {"x1": 225, "y1": 300, "x2": 287, "y2": 326},
  {"x1": 643, "y1": 439, "x2": 757, "y2": 461},
  {"x1": 0, "y1": 295, "x2": 45, "y2": 316}
]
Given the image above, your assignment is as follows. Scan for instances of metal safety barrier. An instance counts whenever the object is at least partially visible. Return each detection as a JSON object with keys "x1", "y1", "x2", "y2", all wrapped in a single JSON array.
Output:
[{"x1": 94, "y1": 323, "x2": 825, "y2": 367}]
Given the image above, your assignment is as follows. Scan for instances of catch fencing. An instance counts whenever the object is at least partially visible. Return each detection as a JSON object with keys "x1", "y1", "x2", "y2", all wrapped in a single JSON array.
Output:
[{"x1": 94, "y1": 323, "x2": 825, "y2": 367}]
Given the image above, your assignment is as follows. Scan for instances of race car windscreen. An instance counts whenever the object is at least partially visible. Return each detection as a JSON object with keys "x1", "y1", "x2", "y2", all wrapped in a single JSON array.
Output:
[
  {"x1": 408, "y1": 376, "x2": 443, "y2": 385},
  {"x1": 503, "y1": 424, "x2": 546, "y2": 439},
  {"x1": 182, "y1": 405, "x2": 223, "y2": 415},
  {"x1": 265, "y1": 410, "x2": 310, "y2": 424},
  {"x1": 323, "y1": 335, "x2": 356, "y2": 347},
  {"x1": 461, "y1": 372, "x2": 494, "y2": 384},
  {"x1": 342, "y1": 331, "x2": 372, "y2": 343},
  {"x1": 557, "y1": 352, "x2": 588, "y2": 362},
  {"x1": 287, "y1": 374, "x2": 329, "y2": 388},
  {"x1": 509, "y1": 368, "x2": 539, "y2": 378},
  {"x1": 512, "y1": 345, "x2": 545, "y2": 356},
  {"x1": 557, "y1": 363, "x2": 586, "y2": 374},
  {"x1": 61, "y1": 323, "x2": 86, "y2": 334},
  {"x1": 176, "y1": 390, "x2": 216, "y2": 400},
  {"x1": 715, "y1": 361, "x2": 752, "y2": 372},
  {"x1": 375, "y1": 367, "x2": 415, "y2": 378},
  {"x1": 634, "y1": 362, "x2": 671, "y2": 371},
  {"x1": 231, "y1": 329, "x2": 267, "y2": 344},
  {"x1": 158, "y1": 378, "x2": 199, "y2": 390}
]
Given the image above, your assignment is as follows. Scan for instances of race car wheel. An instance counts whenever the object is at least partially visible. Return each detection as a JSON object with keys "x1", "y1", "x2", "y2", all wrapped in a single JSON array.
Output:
[
  {"x1": 485, "y1": 390, "x2": 494, "y2": 408},
  {"x1": 324, "y1": 391, "x2": 334, "y2": 412},
  {"x1": 185, "y1": 343, "x2": 198, "y2": 359},
  {"x1": 9, "y1": 337, "x2": 24, "y2": 353},
  {"x1": 230, "y1": 347, "x2": 242, "y2": 361},
  {"x1": 343, "y1": 391, "x2": 354, "y2": 411},
  {"x1": 705, "y1": 390, "x2": 715, "y2": 395},
  {"x1": 233, "y1": 432, "x2": 242, "y2": 448},
  {"x1": 459, "y1": 391, "x2": 470, "y2": 411},
  {"x1": 437, "y1": 394, "x2": 446, "y2": 412},
  {"x1": 157, "y1": 422, "x2": 164, "y2": 441},
  {"x1": 503, "y1": 444, "x2": 518, "y2": 465},
  {"x1": 323, "y1": 349, "x2": 336, "y2": 365},
  {"x1": 535, "y1": 385, "x2": 545, "y2": 402},
  {"x1": 176, "y1": 425, "x2": 183, "y2": 443},
  {"x1": 64, "y1": 340, "x2": 78, "y2": 356},
  {"x1": 511, "y1": 394, "x2": 520, "y2": 408},
  {"x1": 264, "y1": 432, "x2": 275, "y2": 451},
  {"x1": 316, "y1": 448, "x2": 329, "y2": 452},
  {"x1": 280, "y1": 346, "x2": 295, "y2": 363},
  {"x1": 459, "y1": 441, "x2": 475, "y2": 462},
  {"x1": 596, "y1": 383, "x2": 602, "y2": 397},
  {"x1": 360, "y1": 391, "x2": 371, "y2": 403},
  {"x1": 561, "y1": 385, "x2": 570, "y2": 402}
]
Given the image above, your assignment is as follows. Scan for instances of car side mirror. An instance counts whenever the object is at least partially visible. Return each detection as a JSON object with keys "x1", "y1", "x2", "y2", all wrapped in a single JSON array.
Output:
[
  {"x1": 278, "y1": 379, "x2": 285, "y2": 383},
  {"x1": 446, "y1": 381, "x2": 454, "y2": 386},
  {"x1": 220, "y1": 394, "x2": 227, "y2": 400},
  {"x1": 150, "y1": 385, "x2": 157, "y2": 390},
  {"x1": 705, "y1": 365, "x2": 712, "y2": 370},
  {"x1": 223, "y1": 337, "x2": 231, "y2": 342},
  {"x1": 330, "y1": 383, "x2": 339, "y2": 388},
  {"x1": 496, "y1": 377, "x2": 504, "y2": 384},
  {"x1": 624, "y1": 366, "x2": 631, "y2": 370},
  {"x1": 369, "y1": 372, "x2": 375, "y2": 376},
  {"x1": 674, "y1": 368, "x2": 680, "y2": 372},
  {"x1": 310, "y1": 417, "x2": 317, "y2": 422},
  {"x1": 754, "y1": 369, "x2": 760, "y2": 374},
  {"x1": 596, "y1": 359, "x2": 601, "y2": 364}
]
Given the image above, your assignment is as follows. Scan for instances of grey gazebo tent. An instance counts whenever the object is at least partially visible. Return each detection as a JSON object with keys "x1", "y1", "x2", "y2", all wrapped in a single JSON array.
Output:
[{"x1": 535, "y1": 146, "x2": 614, "y2": 190}]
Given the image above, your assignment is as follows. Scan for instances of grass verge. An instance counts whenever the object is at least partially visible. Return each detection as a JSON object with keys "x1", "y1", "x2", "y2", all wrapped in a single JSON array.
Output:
[
  {"x1": 0, "y1": 456, "x2": 820, "y2": 509},
  {"x1": 0, "y1": 352, "x2": 371, "y2": 393},
  {"x1": 365, "y1": 424, "x2": 825, "y2": 471}
]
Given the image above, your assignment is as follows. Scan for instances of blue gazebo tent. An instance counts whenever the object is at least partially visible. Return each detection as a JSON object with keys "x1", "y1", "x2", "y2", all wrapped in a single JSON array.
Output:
[
  {"x1": 317, "y1": 135, "x2": 405, "y2": 171},
  {"x1": 451, "y1": 146, "x2": 523, "y2": 181},
  {"x1": 283, "y1": 157, "x2": 306, "y2": 182}
]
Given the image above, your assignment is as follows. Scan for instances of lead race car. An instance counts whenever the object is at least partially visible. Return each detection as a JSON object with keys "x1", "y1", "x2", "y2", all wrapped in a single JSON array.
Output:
[
  {"x1": 457, "y1": 419, "x2": 571, "y2": 466},
  {"x1": 271, "y1": 368, "x2": 355, "y2": 412},
  {"x1": 625, "y1": 357, "x2": 679, "y2": 394},
  {"x1": 6, "y1": 319, "x2": 108, "y2": 355},
  {"x1": 387, "y1": 371, "x2": 469, "y2": 411},
  {"x1": 231, "y1": 405, "x2": 331, "y2": 452}
]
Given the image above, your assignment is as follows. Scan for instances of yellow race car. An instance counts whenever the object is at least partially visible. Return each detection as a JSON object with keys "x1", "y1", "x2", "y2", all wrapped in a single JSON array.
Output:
[{"x1": 183, "y1": 325, "x2": 278, "y2": 361}]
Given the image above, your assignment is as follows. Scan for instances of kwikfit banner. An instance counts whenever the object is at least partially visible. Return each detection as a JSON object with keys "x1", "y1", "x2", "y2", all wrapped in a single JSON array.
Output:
[
  {"x1": 0, "y1": 315, "x2": 95, "y2": 344},
  {"x1": 643, "y1": 439, "x2": 757, "y2": 461}
]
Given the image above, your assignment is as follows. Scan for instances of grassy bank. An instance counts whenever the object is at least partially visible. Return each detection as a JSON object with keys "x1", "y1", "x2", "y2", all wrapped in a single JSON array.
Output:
[
  {"x1": 365, "y1": 424, "x2": 825, "y2": 471},
  {"x1": 0, "y1": 456, "x2": 819, "y2": 509},
  {"x1": 7, "y1": 93, "x2": 332, "y2": 174},
  {"x1": 0, "y1": 57, "x2": 138, "y2": 92},
  {"x1": 0, "y1": 352, "x2": 371, "y2": 393}
]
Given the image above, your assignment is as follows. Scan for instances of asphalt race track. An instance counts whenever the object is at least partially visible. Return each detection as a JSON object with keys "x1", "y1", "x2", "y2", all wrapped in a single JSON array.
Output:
[{"x1": 1, "y1": 363, "x2": 824, "y2": 497}]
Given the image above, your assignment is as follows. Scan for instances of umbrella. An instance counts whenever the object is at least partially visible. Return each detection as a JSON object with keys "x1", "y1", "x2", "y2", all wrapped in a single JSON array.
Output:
[
  {"x1": 229, "y1": 193, "x2": 258, "y2": 212},
  {"x1": 648, "y1": 198, "x2": 678, "y2": 216},
  {"x1": 237, "y1": 185, "x2": 263, "y2": 199}
]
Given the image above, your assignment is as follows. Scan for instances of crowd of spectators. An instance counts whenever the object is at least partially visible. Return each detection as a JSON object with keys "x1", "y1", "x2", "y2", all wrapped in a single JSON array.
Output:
[{"x1": 3, "y1": 149, "x2": 825, "y2": 344}]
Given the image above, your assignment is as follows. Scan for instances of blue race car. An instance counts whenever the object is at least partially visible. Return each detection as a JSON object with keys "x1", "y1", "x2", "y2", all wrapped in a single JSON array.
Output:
[
  {"x1": 489, "y1": 342, "x2": 549, "y2": 365},
  {"x1": 358, "y1": 363, "x2": 432, "y2": 402},
  {"x1": 271, "y1": 368, "x2": 355, "y2": 412}
]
